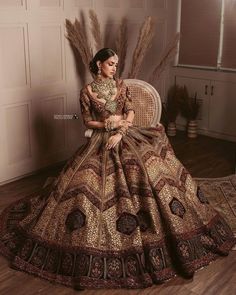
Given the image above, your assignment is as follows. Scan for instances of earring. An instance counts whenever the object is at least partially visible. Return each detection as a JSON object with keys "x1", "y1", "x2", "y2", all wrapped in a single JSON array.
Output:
[{"x1": 97, "y1": 67, "x2": 101, "y2": 78}]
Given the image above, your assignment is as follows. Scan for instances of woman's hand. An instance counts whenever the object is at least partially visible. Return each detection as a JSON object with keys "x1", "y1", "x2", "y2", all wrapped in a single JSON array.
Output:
[
  {"x1": 117, "y1": 120, "x2": 133, "y2": 128},
  {"x1": 105, "y1": 133, "x2": 122, "y2": 150},
  {"x1": 105, "y1": 115, "x2": 133, "y2": 130}
]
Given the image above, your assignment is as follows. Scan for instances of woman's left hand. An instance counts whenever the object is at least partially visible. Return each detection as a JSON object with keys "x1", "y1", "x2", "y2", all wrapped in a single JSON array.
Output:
[
  {"x1": 118, "y1": 120, "x2": 133, "y2": 128},
  {"x1": 105, "y1": 133, "x2": 122, "y2": 150}
]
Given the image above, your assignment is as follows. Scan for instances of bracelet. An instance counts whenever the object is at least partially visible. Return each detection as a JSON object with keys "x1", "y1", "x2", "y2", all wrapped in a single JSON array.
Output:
[
  {"x1": 117, "y1": 129, "x2": 125, "y2": 136},
  {"x1": 111, "y1": 120, "x2": 115, "y2": 130},
  {"x1": 104, "y1": 118, "x2": 115, "y2": 131},
  {"x1": 104, "y1": 119, "x2": 108, "y2": 131},
  {"x1": 117, "y1": 125, "x2": 128, "y2": 136}
]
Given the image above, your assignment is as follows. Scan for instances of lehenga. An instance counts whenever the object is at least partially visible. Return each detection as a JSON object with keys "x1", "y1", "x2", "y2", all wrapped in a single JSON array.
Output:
[{"x1": 0, "y1": 78, "x2": 235, "y2": 290}]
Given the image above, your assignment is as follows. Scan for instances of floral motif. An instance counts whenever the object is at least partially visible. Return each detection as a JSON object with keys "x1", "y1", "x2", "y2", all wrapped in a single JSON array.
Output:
[
  {"x1": 65, "y1": 209, "x2": 86, "y2": 231},
  {"x1": 178, "y1": 241, "x2": 190, "y2": 259},
  {"x1": 196, "y1": 187, "x2": 209, "y2": 204},
  {"x1": 137, "y1": 210, "x2": 152, "y2": 232},
  {"x1": 149, "y1": 248, "x2": 163, "y2": 271},
  {"x1": 31, "y1": 246, "x2": 47, "y2": 267},
  {"x1": 19, "y1": 239, "x2": 34, "y2": 260},
  {"x1": 44, "y1": 249, "x2": 59, "y2": 273},
  {"x1": 60, "y1": 253, "x2": 73, "y2": 275},
  {"x1": 107, "y1": 258, "x2": 123, "y2": 279},
  {"x1": 90, "y1": 257, "x2": 104, "y2": 278},
  {"x1": 74, "y1": 254, "x2": 90, "y2": 276},
  {"x1": 125, "y1": 255, "x2": 140, "y2": 277},
  {"x1": 200, "y1": 235, "x2": 215, "y2": 247},
  {"x1": 169, "y1": 198, "x2": 186, "y2": 218},
  {"x1": 116, "y1": 212, "x2": 138, "y2": 235}
]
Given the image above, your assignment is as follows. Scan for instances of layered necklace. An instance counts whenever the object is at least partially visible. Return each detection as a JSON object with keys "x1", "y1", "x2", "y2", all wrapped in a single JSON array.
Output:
[{"x1": 90, "y1": 78, "x2": 117, "y2": 114}]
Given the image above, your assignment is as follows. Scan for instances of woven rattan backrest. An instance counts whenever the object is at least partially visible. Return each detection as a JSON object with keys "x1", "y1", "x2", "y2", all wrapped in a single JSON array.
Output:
[{"x1": 124, "y1": 79, "x2": 162, "y2": 127}]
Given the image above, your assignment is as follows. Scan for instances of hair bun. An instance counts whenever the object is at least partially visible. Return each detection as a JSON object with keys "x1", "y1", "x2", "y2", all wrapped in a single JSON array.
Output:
[
  {"x1": 89, "y1": 59, "x2": 98, "y2": 75},
  {"x1": 89, "y1": 48, "x2": 117, "y2": 75}
]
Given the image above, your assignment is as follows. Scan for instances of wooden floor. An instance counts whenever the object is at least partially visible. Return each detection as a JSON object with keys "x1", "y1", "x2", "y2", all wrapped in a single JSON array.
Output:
[
  {"x1": 169, "y1": 131, "x2": 236, "y2": 178},
  {"x1": 0, "y1": 131, "x2": 236, "y2": 295}
]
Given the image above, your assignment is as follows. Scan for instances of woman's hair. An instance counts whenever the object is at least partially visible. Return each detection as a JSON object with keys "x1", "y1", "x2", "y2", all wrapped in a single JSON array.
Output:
[{"x1": 89, "y1": 48, "x2": 117, "y2": 75}]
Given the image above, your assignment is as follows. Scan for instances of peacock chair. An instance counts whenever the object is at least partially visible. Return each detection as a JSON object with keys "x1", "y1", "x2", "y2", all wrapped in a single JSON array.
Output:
[{"x1": 84, "y1": 78, "x2": 162, "y2": 138}]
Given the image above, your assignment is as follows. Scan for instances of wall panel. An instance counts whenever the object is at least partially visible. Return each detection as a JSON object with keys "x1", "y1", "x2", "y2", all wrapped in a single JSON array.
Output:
[{"x1": 0, "y1": 24, "x2": 30, "y2": 89}]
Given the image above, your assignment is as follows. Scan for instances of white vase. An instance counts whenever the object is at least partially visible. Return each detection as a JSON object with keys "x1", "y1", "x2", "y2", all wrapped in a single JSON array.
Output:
[
  {"x1": 167, "y1": 122, "x2": 176, "y2": 136},
  {"x1": 187, "y1": 120, "x2": 198, "y2": 138}
]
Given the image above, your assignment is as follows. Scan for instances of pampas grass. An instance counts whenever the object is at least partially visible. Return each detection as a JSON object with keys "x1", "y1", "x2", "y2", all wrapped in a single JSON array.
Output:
[
  {"x1": 128, "y1": 16, "x2": 155, "y2": 79},
  {"x1": 115, "y1": 18, "x2": 128, "y2": 78},
  {"x1": 166, "y1": 85, "x2": 181, "y2": 122},
  {"x1": 148, "y1": 32, "x2": 180, "y2": 83},
  {"x1": 180, "y1": 86, "x2": 200, "y2": 121},
  {"x1": 65, "y1": 13, "x2": 177, "y2": 83},
  {"x1": 65, "y1": 18, "x2": 93, "y2": 74},
  {"x1": 89, "y1": 9, "x2": 103, "y2": 51}
]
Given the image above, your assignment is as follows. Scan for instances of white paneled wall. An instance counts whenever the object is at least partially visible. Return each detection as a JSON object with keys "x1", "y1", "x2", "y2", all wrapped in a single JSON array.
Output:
[
  {"x1": 0, "y1": 0, "x2": 178, "y2": 184},
  {"x1": 0, "y1": 24, "x2": 30, "y2": 88}
]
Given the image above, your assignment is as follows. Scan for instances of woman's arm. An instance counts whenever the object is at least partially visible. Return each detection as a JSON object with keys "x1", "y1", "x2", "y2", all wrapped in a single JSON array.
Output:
[
  {"x1": 125, "y1": 110, "x2": 135, "y2": 124},
  {"x1": 85, "y1": 120, "x2": 105, "y2": 129}
]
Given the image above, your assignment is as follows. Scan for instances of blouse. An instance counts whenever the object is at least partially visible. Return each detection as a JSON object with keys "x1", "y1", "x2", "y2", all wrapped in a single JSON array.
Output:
[{"x1": 79, "y1": 79, "x2": 135, "y2": 126}]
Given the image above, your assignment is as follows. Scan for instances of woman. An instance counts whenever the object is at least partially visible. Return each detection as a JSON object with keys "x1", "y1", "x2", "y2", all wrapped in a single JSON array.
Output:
[{"x1": 0, "y1": 48, "x2": 235, "y2": 290}]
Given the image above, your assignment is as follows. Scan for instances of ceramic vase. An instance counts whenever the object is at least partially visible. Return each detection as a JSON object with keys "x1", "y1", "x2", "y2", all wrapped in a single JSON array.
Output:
[
  {"x1": 187, "y1": 120, "x2": 198, "y2": 138},
  {"x1": 167, "y1": 122, "x2": 176, "y2": 136}
]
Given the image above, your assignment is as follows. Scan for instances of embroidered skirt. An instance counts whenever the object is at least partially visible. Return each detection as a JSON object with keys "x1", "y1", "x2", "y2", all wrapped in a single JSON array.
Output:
[{"x1": 0, "y1": 124, "x2": 235, "y2": 289}]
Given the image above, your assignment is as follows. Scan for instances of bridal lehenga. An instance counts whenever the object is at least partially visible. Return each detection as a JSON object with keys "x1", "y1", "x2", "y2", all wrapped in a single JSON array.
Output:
[{"x1": 0, "y1": 79, "x2": 235, "y2": 289}]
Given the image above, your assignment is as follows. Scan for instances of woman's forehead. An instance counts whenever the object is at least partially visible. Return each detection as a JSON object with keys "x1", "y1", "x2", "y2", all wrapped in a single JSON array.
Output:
[{"x1": 106, "y1": 55, "x2": 119, "y2": 63}]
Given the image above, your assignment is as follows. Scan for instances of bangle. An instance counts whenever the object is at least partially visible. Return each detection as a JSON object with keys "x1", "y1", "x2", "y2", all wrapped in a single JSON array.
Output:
[
  {"x1": 110, "y1": 120, "x2": 115, "y2": 130},
  {"x1": 104, "y1": 118, "x2": 115, "y2": 131},
  {"x1": 117, "y1": 129, "x2": 125, "y2": 136},
  {"x1": 104, "y1": 119, "x2": 110, "y2": 131},
  {"x1": 117, "y1": 126, "x2": 128, "y2": 136}
]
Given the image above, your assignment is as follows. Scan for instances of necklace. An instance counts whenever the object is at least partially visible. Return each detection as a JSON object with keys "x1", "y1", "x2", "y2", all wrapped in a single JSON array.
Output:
[{"x1": 90, "y1": 78, "x2": 117, "y2": 114}]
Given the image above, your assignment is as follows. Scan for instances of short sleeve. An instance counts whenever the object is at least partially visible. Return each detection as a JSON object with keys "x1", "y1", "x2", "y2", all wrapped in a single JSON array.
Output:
[
  {"x1": 80, "y1": 89, "x2": 93, "y2": 125},
  {"x1": 123, "y1": 85, "x2": 135, "y2": 115}
]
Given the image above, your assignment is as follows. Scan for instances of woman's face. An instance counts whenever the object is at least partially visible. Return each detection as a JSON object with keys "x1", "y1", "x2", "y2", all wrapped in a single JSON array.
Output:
[{"x1": 97, "y1": 54, "x2": 118, "y2": 79}]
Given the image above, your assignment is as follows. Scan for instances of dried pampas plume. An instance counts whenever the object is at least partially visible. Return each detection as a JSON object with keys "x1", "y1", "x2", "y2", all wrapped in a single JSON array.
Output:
[
  {"x1": 115, "y1": 18, "x2": 128, "y2": 78},
  {"x1": 65, "y1": 18, "x2": 93, "y2": 76},
  {"x1": 128, "y1": 16, "x2": 155, "y2": 79},
  {"x1": 149, "y1": 32, "x2": 180, "y2": 83},
  {"x1": 89, "y1": 9, "x2": 103, "y2": 51}
]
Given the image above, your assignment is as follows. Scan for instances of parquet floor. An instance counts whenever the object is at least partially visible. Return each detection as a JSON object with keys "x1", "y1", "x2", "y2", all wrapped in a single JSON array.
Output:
[{"x1": 0, "y1": 131, "x2": 235, "y2": 295}]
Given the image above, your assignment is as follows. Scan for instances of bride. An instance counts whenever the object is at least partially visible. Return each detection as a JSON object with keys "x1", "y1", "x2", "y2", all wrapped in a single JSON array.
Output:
[{"x1": 0, "y1": 48, "x2": 235, "y2": 290}]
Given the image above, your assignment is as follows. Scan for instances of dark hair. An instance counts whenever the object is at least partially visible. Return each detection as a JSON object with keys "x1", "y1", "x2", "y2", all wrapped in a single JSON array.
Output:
[{"x1": 89, "y1": 48, "x2": 117, "y2": 75}]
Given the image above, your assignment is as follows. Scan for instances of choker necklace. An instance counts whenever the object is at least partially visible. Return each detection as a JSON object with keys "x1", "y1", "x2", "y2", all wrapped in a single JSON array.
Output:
[{"x1": 91, "y1": 78, "x2": 117, "y2": 114}]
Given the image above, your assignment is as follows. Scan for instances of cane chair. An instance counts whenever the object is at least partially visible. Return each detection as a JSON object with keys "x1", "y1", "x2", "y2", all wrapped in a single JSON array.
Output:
[{"x1": 84, "y1": 78, "x2": 162, "y2": 138}]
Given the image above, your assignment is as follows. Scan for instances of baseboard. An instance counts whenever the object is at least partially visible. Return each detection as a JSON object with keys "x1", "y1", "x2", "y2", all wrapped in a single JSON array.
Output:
[{"x1": 176, "y1": 124, "x2": 236, "y2": 143}]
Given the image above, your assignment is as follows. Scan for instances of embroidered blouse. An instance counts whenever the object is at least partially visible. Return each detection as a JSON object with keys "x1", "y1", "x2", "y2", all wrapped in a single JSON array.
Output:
[{"x1": 79, "y1": 79, "x2": 135, "y2": 125}]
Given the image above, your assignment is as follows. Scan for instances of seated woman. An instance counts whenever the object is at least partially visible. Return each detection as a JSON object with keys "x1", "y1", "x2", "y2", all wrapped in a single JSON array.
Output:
[{"x1": 0, "y1": 48, "x2": 235, "y2": 290}]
